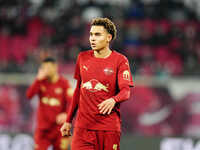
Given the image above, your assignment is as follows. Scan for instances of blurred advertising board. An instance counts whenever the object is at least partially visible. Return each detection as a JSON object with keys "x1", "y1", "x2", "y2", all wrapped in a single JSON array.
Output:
[
  {"x1": 0, "y1": 133, "x2": 200, "y2": 150},
  {"x1": 121, "y1": 135, "x2": 200, "y2": 150}
]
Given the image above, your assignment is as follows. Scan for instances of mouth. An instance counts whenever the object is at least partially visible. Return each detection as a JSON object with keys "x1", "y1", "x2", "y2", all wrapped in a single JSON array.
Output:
[{"x1": 91, "y1": 43, "x2": 96, "y2": 47}]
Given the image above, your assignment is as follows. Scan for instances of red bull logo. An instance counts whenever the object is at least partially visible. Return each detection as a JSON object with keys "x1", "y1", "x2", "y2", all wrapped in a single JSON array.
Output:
[
  {"x1": 82, "y1": 79, "x2": 109, "y2": 92},
  {"x1": 41, "y1": 97, "x2": 60, "y2": 106}
]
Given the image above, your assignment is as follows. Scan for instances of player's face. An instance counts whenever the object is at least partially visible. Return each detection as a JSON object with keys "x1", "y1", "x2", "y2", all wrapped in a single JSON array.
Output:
[
  {"x1": 41, "y1": 62, "x2": 57, "y2": 78},
  {"x1": 89, "y1": 25, "x2": 112, "y2": 51}
]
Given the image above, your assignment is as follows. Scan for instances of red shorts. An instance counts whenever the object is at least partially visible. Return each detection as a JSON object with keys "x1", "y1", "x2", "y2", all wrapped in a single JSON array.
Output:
[
  {"x1": 71, "y1": 128, "x2": 120, "y2": 150},
  {"x1": 34, "y1": 126, "x2": 71, "y2": 150}
]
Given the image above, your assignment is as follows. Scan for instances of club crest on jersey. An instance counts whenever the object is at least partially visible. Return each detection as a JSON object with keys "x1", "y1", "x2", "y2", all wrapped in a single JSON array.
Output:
[
  {"x1": 40, "y1": 86, "x2": 46, "y2": 92},
  {"x1": 55, "y1": 87, "x2": 63, "y2": 94},
  {"x1": 82, "y1": 79, "x2": 109, "y2": 92},
  {"x1": 123, "y1": 70, "x2": 130, "y2": 81},
  {"x1": 104, "y1": 68, "x2": 114, "y2": 75}
]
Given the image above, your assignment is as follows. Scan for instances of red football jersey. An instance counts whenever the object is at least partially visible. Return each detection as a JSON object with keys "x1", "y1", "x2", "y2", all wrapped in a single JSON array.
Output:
[
  {"x1": 74, "y1": 50, "x2": 133, "y2": 131},
  {"x1": 26, "y1": 76, "x2": 72, "y2": 129}
]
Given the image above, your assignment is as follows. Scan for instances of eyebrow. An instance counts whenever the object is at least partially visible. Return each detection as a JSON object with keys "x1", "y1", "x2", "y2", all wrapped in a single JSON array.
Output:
[{"x1": 90, "y1": 32, "x2": 102, "y2": 35}]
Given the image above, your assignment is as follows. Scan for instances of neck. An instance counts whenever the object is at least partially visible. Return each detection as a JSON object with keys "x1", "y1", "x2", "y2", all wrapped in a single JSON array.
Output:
[
  {"x1": 94, "y1": 47, "x2": 112, "y2": 58},
  {"x1": 48, "y1": 73, "x2": 59, "y2": 83}
]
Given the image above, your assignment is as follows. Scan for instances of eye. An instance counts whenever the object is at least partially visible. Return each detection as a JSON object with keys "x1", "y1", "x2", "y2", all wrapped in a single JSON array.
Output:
[{"x1": 95, "y1": 33, "x2": 101, "y2": 36}]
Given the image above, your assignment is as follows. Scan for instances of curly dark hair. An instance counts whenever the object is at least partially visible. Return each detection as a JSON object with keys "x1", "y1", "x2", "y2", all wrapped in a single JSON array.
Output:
[{"x1": 91, "y1": 17, "x2": 117, "y2": 41}]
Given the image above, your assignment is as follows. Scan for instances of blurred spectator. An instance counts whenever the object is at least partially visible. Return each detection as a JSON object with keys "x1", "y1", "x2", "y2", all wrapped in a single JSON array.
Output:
[
  {"x1": 0, "y1": 85, "x2": 21, "y2": 131},
  {"x1": 182, "y1": 93, "x2": 200, "y2": 137}
]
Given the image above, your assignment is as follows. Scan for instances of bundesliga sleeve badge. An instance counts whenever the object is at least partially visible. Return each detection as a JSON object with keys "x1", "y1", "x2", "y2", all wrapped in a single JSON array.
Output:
[{"x1": 123, "y1": 70, "x2": 130, "y2": 81}]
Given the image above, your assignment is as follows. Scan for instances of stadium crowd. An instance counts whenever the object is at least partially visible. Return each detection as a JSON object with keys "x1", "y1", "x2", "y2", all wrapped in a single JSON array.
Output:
[{"x1": 0, "y1": 0, "x2": 200, "y2": 76}]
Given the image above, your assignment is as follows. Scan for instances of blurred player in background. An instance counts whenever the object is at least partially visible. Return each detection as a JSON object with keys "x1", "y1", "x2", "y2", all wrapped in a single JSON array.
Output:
[
  {"x1": 61, "y1": 18, "x2": 134, "y2": 150},
  {"x1": 27, "y1": 57, "x2": 73, "y2": 150}
]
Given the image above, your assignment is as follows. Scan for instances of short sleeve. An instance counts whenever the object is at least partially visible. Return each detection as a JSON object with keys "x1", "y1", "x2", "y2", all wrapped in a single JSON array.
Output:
[
  {"x1": 117, "y1": 56, "x2": 134, "y2": 89},
  {"x1": 74, "y1": 53, "x2": 81, "y2": 80}
]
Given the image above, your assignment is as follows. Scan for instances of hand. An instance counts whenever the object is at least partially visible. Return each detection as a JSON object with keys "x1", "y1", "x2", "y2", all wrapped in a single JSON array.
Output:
[
  {"x1": 60, "y1": 122, "x2": 72, "y2": 137},
  {"x1": 56, "y1": 113, "x2": 67, "y2": 125},
  {"x1": 37, "y1": 67, "x2": 47, "y2": 80},
  {"x1": 98, "y1": 98, "x2": 116, "y2": 115}
]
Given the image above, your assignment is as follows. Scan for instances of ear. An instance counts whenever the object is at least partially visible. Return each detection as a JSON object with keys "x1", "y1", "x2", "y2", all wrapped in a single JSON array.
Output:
[{"x1": 107, "y1": 34, "x2": 112, "y2": 42}]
